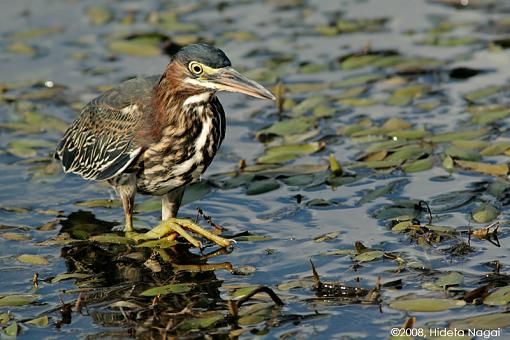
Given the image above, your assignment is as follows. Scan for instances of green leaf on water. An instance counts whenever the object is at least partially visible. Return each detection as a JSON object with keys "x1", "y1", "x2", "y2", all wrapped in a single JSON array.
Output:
[
  {"x1": 355, "y1": 250, "x2": 384, "y2": 262},
  {"x1": 51, "y1": 273, "x2": 92, "y2": 283},
  {"x1": 239, "y1": 302, "x2": 275, "y2": 325},
  {"x1": 338, "y1": 98, "x2": 379, "y2": 107},
  {"x1": 108, "y1": 35, "x2": 162, "y2": 57},
  {"x1": 450, "y1": 312, "x2": 510, "y2": 330},
  {"x1": 281, "y1": 174, "x2": 319, "y2": 187},
  {"x1": 231, "y1": 286, "x2": 261, "y2": 299},
  {"x1": 314, "y1": 231, "x2": 340, "y2": 242},
  {"x1": 0, "y1": 295, "x2": 39, "y2": 307},
  {"x1": 75, "y1": 199, "x2": 121, "y2": 208},
  {"x1": 0, "y1": 313, "x2": 9, "y2": 325},
  {"x1": 483, "y1": 286, "x2": 510, "y2": 306},
  {"x1": 9, "y1": 26, "x2": 61, "y2": 40},
  {"x1": 0, "y1": 233, "x2": 31, "y2": 241},
  {"x1": 428, "y1": 129, "x2": 488, "y2": 143},
  {"x1": 175, "y1": 311, "x2": 224, "y2": 331},
  {"x1": 17, "y1": 254, "x2": 49, "y2": 266},
  {"x1": 351, "y1": 158, "x2": 403, "y2": 169},
  {"x1": 313, "y1": 105, "x2": 335, "y2": 118},
  {"x1": 328, "y1": 154, "x2": 343, "y2": 176},
  {"x1": 277, "y1": 278, "x2": 315, "y2": 291},
  {"x1": 403, "y1": 157, "x2": 434, "y2": 173},
  {"x1": 7, "y1": 143, "x2": 37, "y2": 158},
  {"x1": 257, "y1": 142, "x2": 324, "y2": 164},
  {"x1": 246, "y1": 178, "x2": 280, "y2": 195},
  {"x1": 480, "y1": 141, "x2": 510, "y2": 156},
  {"x1": 472, "y1": 202, "x2": 500, "y2": 223},
  {"x1": 359, "y1": 179, "x2": 406, "y2": 205},
  {"x1": 471, "y1": 108, "x2": 510, "y2": 125},
  {"x1": 256, "y1": 117, "x2": 314, "y2": 140},
  {"x1": 418, "y1": 35, "x2": 480, "y2": 46},
  {"x1": 292, "y1": 96, "x2": 328, "y2": 115},
  {"x1": 140, "y1": 283, "x2": 193, "y2": 296},
  {"x1": 6, "y1": 42, "x2": 36, "y2": 56},
  {"x1": 25, "y1": 315, "x2": 49, "y2": 327},
  {"x1": 382, "y1": 117, "x2": 412, "y2": 130},
  {"x1": 445, "y1": 146, "x2": 482, "y2": 161},
  {"x1": 443, "y1": 155, "x2": 455, "y2": 173},
  {"x1": 90, "y1": 234, "x2": 133, "y2": 245},
  {"x1": 386, "y1": 145, "x2": 429, "y2": 162},
  {"x1": 4, "y1": 321, "x2": 17, "y2": 336},
  {"x1": 464, "y1": 85, "x2": 505, "y2": 102},
  {"x1": 389, "y1": 129, "x2": 428, "y2": 140},
  {"x1": 332, "y1": 74, "x2": 384, "y2": 88},
  {"x1": 390, "y1": 298, "x2": 465, "y2": 312},
  {"x1": 435, "y1": 272, "x2": 464, "y2": 289},
  {"x1": 222, "y1": 30, "x2": 258, "y2": 42},
  {"x1": 455, "y1": 160, "x2": 508, "y2": 176},
  {"x1": 234, "y1": 234, "x2": 272, "y2": 242},
  {"x1": 451, "y1": 139, "x2": 488, "y2": 150}
]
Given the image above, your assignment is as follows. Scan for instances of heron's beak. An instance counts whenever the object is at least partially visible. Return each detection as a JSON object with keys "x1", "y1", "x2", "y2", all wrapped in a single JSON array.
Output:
[{"x1": 213, "y1": 67, "x2": 276, "y2": 100}]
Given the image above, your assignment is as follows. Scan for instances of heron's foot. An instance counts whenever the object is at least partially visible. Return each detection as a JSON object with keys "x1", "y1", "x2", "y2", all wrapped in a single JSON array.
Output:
[{"x1": 129, "y1": 218, "x2": 234, "y2": 248}]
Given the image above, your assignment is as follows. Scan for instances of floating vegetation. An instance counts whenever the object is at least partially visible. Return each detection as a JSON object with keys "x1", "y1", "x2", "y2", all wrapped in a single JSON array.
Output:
[{"x1": 2, "y1": 0, "x2": 510, "y2": 338}]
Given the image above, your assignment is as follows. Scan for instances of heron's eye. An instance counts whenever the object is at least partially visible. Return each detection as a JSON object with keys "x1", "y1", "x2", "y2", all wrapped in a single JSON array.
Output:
[{"x1": 189, "y1": 62, "x2": 203, "y2": 75}]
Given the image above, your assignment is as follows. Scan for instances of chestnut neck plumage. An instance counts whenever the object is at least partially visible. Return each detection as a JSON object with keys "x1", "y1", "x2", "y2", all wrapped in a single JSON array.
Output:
[{"x1": 147, "y1": 61, "x2": 212, "y2": 142}]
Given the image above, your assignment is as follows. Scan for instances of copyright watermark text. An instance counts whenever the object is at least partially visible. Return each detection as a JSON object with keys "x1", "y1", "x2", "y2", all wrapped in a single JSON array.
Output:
[{"x1": 390, "y1": 327, "x2": 502, "y2": 338}]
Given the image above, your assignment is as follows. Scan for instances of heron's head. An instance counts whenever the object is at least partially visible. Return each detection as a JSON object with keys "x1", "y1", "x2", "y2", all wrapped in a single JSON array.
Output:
[{"x1": 168, "y1": 43, "x2": 275, "y2": 100}]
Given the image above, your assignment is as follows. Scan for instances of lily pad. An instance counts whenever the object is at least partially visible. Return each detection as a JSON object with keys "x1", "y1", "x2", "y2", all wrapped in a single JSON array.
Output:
[
  {"x1": 3, "y1": 321, "x2": 17, "y2": 336},
  {"x1": 89, "y1": 234, "x2": 133, "y2": 245},
  {"x1": 472, "y1": 202, "x2": 500, "y2": 223},
  {"x1": 0, "y1": 294, "x2": 39, "y2": 307},
  {"x1": 257, "y1": 142, "x2": 324, "y2": 164},
  {"x1": 140, "y1": 283, "x2": 193, "y2": 296},
  {"x1": 355, "y1": 250, "x2": 384, "y2": 262},
  {"x1": 17, "y1": 254, "x2": 49, "y2": 266},
  {"x1": 246, "y1": 178, "x2": 280, "y2": 195},
  {"x1": 450, "y1": 312, "x2": 510, "y2": 330},
  {"x1": 257, "y1": 117, "x2": 314, "y2": 140},
  {"x1": 483, "y1": 286, "x2": 510, "y2": 306},
  {"x1": 25, "y1": 315, "x2": 49, "y2": 327},
  {"x1": 464, "y1": 85, "x2": 505, "y2": 102},
  {"x1": 389, "y1": 298, "x2": 465, "y2": 312},
  {"x1": 51, "y1": 273, "x2": 92, "y2": 283},
  {"x1": 434, "y1": 272, "x2": 464, "y2": 290},
  {"x1": 455, "y1": 160, "x2": 508, "y2": 176},
  {"x1": 175, "y1": 312, "x2": 224, "y2": 331}
]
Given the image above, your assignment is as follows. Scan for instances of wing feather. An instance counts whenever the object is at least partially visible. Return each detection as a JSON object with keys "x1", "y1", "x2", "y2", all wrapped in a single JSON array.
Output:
[{"x1": 56, "y1": 76, "x2": 159, "y2": 180}]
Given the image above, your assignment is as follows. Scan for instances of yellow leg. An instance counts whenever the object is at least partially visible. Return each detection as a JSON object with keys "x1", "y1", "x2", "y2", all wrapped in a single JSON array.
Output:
[
  {"x1": 179, "y1": 219, "x2": 233, "y2": 248},
  {"x1": 130, "y1": 218, "x2": 234, "y2": 248},
  {"x1": 124, "y1": 210, "x2": 134, "y2": 232}
]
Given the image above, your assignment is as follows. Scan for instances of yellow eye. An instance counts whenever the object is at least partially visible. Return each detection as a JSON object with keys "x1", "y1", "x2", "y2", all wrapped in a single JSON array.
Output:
[{"x1": 189, "y1": 62, "x2": 203, "y2": 75}]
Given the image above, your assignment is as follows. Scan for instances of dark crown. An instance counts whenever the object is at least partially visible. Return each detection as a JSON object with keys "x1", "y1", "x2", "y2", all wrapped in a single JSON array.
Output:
[{"x1": 174, "y1": 44, "x2": 231, "y2": 69}]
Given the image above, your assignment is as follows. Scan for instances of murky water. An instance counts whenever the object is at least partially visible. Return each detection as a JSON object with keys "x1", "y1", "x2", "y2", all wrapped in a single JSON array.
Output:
[{"x1": 1, "y1": 0, "x2": 510, "y2": 338}]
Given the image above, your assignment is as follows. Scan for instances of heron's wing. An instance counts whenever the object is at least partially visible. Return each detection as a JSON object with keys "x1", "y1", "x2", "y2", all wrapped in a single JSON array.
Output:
[{"x1": 56, "y1": 76, "x2": 161, "y2": 181}]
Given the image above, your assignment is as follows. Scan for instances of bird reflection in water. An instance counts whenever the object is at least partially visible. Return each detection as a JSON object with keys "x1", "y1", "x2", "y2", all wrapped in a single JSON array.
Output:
[{"x1": 56, "y1": 211, "x2": 235, "y2": 337}]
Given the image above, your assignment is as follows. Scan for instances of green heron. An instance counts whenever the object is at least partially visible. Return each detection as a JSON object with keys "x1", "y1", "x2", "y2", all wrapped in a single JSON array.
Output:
[{"x1": 56, "y1": 44, "x2": 275, "y2": 248}]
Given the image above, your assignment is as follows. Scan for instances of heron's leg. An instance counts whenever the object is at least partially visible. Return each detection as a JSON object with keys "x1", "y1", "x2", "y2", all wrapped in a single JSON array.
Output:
[
  {"x1": 161, "y1": 188, "x2": 186, "y2": 242},
  {"x1": 112, "y1": 174, "x2": 137, "y2": 232},
  {"x1": 161, "y1": 187, "x2": 185, "y2": 220}
]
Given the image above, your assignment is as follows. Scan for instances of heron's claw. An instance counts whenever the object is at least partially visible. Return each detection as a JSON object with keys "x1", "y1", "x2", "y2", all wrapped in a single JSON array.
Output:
[{"x1": 128, "y1": 218, "x2": 232, "y2": 248}]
